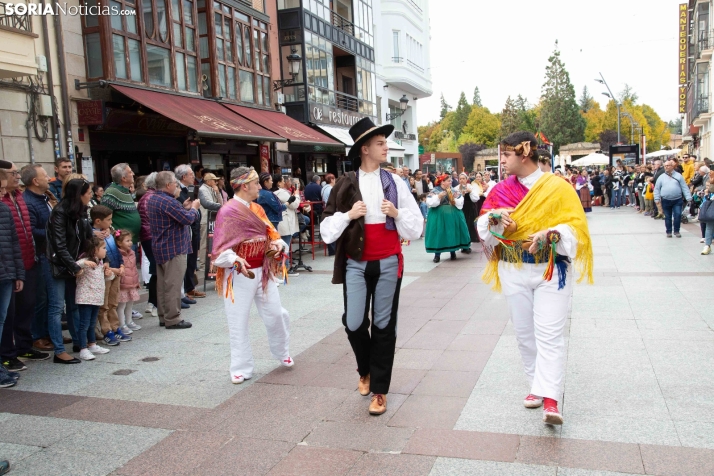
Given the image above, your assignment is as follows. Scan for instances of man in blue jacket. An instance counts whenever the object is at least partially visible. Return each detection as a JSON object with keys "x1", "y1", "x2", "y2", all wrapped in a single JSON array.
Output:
[
  {"x1": 654, "y1": 159, "x2": 692, "y2": 238},
  {"x1": 48, "y1": 157, "x2": 72, "y2": 200}
]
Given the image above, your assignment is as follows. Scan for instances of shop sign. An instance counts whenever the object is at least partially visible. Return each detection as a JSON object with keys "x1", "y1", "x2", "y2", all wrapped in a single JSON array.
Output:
[
  {"x1": 310, "y1": 102, "x2": 367, "y2": 127},
  {"x1": 280, "y1": 29, "x2": 302, "y2": 43},
  {"x1": 77, "y1": 100, "x2": 104, "y2": 126},
  {"x1": 679, "y1": 3, "x2": 688, "y2": 85},
  {"x1": 679, "y1": 86, "x2": 687, "y2": 114}
]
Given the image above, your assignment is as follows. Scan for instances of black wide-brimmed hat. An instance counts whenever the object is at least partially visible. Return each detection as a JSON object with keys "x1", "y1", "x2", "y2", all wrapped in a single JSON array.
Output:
[{"x1": 347, "y1": 117, "x2": 394, "y2": 167}]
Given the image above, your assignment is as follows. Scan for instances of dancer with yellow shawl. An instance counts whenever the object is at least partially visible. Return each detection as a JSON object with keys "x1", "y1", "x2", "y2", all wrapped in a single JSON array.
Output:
[
  {"x1": 212, "y1": 167, "x2": 293, "y2": 385},
  {"x1": 476, "y1": 132, "x2": 593, "y2": 426}
]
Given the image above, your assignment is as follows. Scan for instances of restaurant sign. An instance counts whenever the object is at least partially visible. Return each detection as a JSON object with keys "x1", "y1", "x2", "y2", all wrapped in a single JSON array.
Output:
[
  {"x1": 309, "y1": 102, "x2": 367, "y2": 127},
  {"x1": 77, "y1": 100, "x2": 104, "y2": 126}
]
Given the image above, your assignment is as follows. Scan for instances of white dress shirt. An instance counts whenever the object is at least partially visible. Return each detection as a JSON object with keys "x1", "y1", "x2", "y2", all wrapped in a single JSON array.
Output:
[
  {"x1": 426, "y1": 187, "x2": 465, "y2": 210},
  {"x1": 476, "y1": 169, "x2": 576, "y2": 258},
  {"x1": 320, "y1": 169, "x2": 423, "y2": 244}
]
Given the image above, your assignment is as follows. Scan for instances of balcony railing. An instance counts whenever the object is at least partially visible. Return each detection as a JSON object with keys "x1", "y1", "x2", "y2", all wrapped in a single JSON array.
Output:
[
  {"x1": 696, "y1": 95, "x2": 710, "y2": 117},
  {"x1": 406, "y1": 0, "x2": 423, "y2": 13},
  {"x1": 335, "y1": 90, "x2": 358, "y2": 112},
  {"x1": 406, "y1": 59, "x2": 424, "y2": 73},
  {"x1": 331, "y1": 10, "x2": 354, "y2": 36},
  {"x1": 0, "y1": 1, "x2": 31, "y2": 32}
]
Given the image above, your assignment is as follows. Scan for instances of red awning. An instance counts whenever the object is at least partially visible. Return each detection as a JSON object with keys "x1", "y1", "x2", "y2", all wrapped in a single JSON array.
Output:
[
  {"x1": 112, "y1": 85, "x2": 284, "y2": 142},
  {"x1": 222, "y1": 104, "x2": 342, "y2": 147}
]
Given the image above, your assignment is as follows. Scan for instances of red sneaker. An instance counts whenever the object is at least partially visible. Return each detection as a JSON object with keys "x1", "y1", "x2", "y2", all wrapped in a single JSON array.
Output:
[
  {"x1": 524, "y1": 394, "x2": 543, "y2": 408},
  {"x1": 543, "y1": 398, "x2": 563, "y2": 425}
]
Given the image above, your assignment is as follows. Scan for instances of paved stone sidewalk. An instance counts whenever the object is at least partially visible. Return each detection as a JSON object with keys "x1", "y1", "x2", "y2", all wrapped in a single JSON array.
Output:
[{"x1": 1, "y1": 207, "x2": 714, "y2": 475}]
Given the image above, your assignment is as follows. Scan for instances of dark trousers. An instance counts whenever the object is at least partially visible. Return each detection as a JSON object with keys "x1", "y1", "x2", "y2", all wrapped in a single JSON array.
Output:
[
  {"x1": 184, "y1": 235, "x2": 200, "y2": 293},
  {"x1": 0, "y1": 265, "x2": 38, "y2": 359},
  {"x1": 141, "y1": 240, "x2": 158, "y2": 307},
  {"x1": 661, "y1": 198, "x2": 683, "y2": 234},
  {"x1": 342, "y1": 256, "x2": 401, "y2": 395}
]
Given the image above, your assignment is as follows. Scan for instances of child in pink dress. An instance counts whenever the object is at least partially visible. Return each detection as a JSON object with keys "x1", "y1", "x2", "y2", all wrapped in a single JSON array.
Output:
[{"x1": 115, "y1": 230, "x2": 141, "y2": 335}]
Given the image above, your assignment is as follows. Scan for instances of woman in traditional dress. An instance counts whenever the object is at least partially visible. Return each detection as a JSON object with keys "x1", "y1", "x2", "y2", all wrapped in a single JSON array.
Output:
[
  {"x1": 576, "y1": 169, "x2": 592, "y2": 212},
  {"x1": 425, "y1": 174, "x2": 471, "y2": 262},
  {"x1": 473, "y1": 172, "x2": 487, "y2": 218},
  {"x1": 457, "y1": 172, "x2": 482, "y2": 246}
]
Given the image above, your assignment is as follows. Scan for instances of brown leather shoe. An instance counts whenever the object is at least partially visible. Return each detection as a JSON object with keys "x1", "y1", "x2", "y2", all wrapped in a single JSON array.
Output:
[
  {"x1": 63, "y1": 336, "x2": 72, "y2": 344},
  {"x1": 369, "y1": 394, "x2": 387, "y2": 415},
  {"x1": 33, "y1": 339, "x2": 54, "y2": 351},
  {"x1": 358, "y1": 374, "x2": 370, "y2": 396},
  {"x1": 187, "y1": 290, "x2": 206, "y2": 298}
]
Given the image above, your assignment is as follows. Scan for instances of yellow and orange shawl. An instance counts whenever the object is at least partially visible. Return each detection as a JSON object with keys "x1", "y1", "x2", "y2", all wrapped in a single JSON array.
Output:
[{"x1": 483, "y1": 173, "x2": 594, "y2": 292}]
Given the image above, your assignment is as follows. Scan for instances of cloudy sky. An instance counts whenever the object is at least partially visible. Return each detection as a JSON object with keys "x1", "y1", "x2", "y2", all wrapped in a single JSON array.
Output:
[{"x1": 416, "y1": 0, "x2": 683, "y2": 126}]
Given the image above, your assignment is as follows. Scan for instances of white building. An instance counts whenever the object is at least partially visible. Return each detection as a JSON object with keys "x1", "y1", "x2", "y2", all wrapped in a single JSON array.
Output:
[{"x1": 373, "y1": 0, "x2": 432, "y2": 172}]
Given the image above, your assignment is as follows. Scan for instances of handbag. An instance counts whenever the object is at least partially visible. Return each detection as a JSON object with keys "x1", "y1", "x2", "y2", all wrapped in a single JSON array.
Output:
[{"x1": 699, "y1": 199, "x2": 714, "y2": 222}]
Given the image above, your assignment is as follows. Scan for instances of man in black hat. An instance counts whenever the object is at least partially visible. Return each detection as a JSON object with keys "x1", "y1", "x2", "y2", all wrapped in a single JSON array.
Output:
[{"x1": 320, "y1": 118, "x2": 422, "y2": 416}]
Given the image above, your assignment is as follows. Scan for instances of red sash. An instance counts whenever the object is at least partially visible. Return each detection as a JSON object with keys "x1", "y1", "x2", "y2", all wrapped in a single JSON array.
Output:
[{"x1": 353, "y1": 223, "x2": 404, "y2": 278}]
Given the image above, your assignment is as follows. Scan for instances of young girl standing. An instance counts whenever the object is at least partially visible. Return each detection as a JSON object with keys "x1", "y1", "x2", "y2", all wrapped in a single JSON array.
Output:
[
  {"x1": 75, "y1": 236, "x2": 111, "y2": 361},
  {"x1": 115, "y1": 230, "x2": 141, "y2": 335}
]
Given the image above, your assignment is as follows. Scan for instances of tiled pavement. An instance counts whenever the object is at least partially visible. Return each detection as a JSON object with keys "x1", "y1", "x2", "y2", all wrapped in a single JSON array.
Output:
[{"x1": 1, "y1": 207, "x2": 714, "y2": 475}]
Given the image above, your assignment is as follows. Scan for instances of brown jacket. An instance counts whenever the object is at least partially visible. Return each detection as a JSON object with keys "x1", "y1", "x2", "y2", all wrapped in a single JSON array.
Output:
[{"x1": 322, "y1": 172, "x2": 366, "y2": 284}]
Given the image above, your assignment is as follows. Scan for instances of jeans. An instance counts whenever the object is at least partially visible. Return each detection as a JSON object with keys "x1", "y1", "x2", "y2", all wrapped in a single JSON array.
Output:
[
  {"x1": 701, "y1": 220, "x2": 707, "y2": 239},
  {"x1": 619, "y1": 187, "x2": 628, "y2": 205},
  {"x1": 0, "y1": 280, "x2": 14, "y2": 346},
  {"x1": 77, "y1": 304, "x2": 99, "y2": 349},
  {"x1": 610, "y1": 189, "x2": 621, "y2": 208},
  {"x1": 50, "y1": 276, "x2": 79, "y2": 355},
  {"x1": 0, "y1": 265, "x2": 38, "y2": 359},
  {"x1": 33, "y1": 256, "x2": 50, "y2": 340},
  {"x1": 705, "y1": 222, "x2": 714, "y2": 246},
  {"x1": 661, "y1": 198, "x2": 683, "y2": 234}
]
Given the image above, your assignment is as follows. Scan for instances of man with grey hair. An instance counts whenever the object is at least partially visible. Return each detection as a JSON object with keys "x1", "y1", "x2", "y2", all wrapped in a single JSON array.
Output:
[
  {"x1": 175, "y1": 164, "x2": 205, "y2": 300},
  {"x1": 102, "y1": 163, "x2": 140, "y2": 241},
  {"x1": 147, "y1": 171, "x2": 200, "y2": 329}
]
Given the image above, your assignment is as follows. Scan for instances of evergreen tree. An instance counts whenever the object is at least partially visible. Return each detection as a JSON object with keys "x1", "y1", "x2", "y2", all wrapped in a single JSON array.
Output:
[
  {"x1": 514, "y1": 95, "x2": 537, "y2": 132},
  {"x1": 500, "y1": 96, "x2": 519, "y2": 137},
  {"x1": 618, "y1": 84, "x2": 639, "y2": 104},
  {"x1": 439, "y1": 93, "x2": 452, "y2": 120},
  {"x1": 668, "y1": 117, "x2": 682, "y2": 135},
  {"x1": 539, "y1": 41, "x2": 586, "y2": 153},
  {"x1": 579, "y1": 86, "x2": 594, "y2": 112},
  {"x1": 473, "y1": 87, "x2": 482, "y2": 107},
  {"x1": 452, "y1": 92, "x2": 472, "y2": 139}
]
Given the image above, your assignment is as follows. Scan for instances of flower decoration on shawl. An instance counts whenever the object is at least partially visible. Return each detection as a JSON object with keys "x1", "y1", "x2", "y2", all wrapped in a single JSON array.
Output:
[
  {"x1": 481, "y1": 173, "x2": 594, "y2": 292},
  {"x1": 212, "y1": 199, "x2": 280, "y2": 298}
]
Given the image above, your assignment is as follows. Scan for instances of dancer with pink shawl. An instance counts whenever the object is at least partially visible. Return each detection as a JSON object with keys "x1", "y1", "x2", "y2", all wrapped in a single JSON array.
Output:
[{"x1": 212, "y1": 167, "x2": 294, "y2": 385}]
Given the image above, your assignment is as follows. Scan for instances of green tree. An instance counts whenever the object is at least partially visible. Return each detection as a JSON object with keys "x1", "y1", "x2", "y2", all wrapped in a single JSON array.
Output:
[
  {"x1": 500, "y1": 96, "x2": 519, "y2": 137},
  {"x1": 473, "y1": 87, "x2": 482, "y2": 107},
  {"x1": 462, "y1": 106, "x2": 501, "y2": 147},
  {"x1": 618, "y1": 84, "x2": 639, "y2": 104},
  {"x1": 452, "y1": 91, "x2": 472, "y2": 139},
  {"x1": 668, "y1": 117, "x2": 682, "y2": 135},
  {"x1": 539, "y1": 42, "x2": 585, "y2": 153},
  {"x1": 439, "y1": 93, "x2": 452, "y2": 120},
  {"x1": 514, "y1": 95, "x2": 537, "y2": 132},
  {"x1": 579, "y1": 86, "x2": 594, "y2": 112}
]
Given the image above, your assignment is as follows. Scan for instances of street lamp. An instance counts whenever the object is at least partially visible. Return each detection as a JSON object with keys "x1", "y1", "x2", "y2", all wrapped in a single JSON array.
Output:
[
  {"x1": 386, "y1": 95, "x2": 409, "y2": 121},
  {"x1": 621, "y1": 112, "x2": 638, "y2": 144},
  {"x1": 273, "y1": 47, "x2": 302, "y2": 91},
  {"x1": 596, "y1": 73, "x2": 621, "y2": 144}
]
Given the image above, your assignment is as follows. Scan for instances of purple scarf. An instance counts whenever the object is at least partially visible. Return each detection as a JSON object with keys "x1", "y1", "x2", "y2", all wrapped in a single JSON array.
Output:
[{"x1": 356, "y1": 169, "x2": 398, "y2": 231}]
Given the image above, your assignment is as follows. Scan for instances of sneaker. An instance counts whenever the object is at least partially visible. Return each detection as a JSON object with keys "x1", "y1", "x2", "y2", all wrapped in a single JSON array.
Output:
[
  {"x1": 2, "y1": 358, "x2": 27, "y2": 371},
  {"x1": 543, "y1": 398, "x2": 563, "y2": 425},
  {"x1": 126, "y1": 321, "x2": 142, "y2": 331},
  {"x1": 0, "y1": 373, "x2": 16, "y2": 388},
  {"x1": 115, "y1": 328, "x2": 132, "y2": 342},
  {"x1": 16, "y1": 349, "x2": 51, "y2": 362},
  {"x1": 287, "y1": 271, "x2": 299, "y2": 277},
  {"x1": 674, "y1": 232, "x2": 682, "y2": 238},
  {"x1": 524, "y1": 394, "x2": 543, "y2": 408},
  {"x1": 151, "y1": 307, "x2": 158, "y2": 317},
  {"x1": 666, "y1": 233, "x2": 673, "y2": 238},
  {"x1": 78, "y1": 349, "x2": 95, "y2": 361},
  {"x1": 103, "y1": 331, "x2": 121, "y2": 346},
  {"x1": 132, "y1": 310, "x2": 143, "y2": 320},
  {"x1": 231, "y1": 374, "x2": 249, "y2": 384},
  {"x1": 145, "y1": 305, "x2": 154, "y2": 314},
  {"x1": 120, "y1": 325, "x2": 133, "y2": 335},
  {"x1": 280, "y1": 357, "x2": 294, "y2": 367},
  {"x1": 702, "y1": 246, "x2": 711, "y2": 255},
  {"x1": 88, "y1": 344, "x2": 110, "y2": 354},
  {"x1": 701, "y1": 238, "x2": 706, "y2": 243},
  {"x1": 7, "y1": 370, "x2": 20, "y2": 380}
]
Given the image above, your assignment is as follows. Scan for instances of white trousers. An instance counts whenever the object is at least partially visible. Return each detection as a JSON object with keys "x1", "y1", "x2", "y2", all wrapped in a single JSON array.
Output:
[
  {"x1": 223, "y1": 268, "x2": 290, "y2": 379},
  {"x1": 499, "y1": 261, "x2": 572, "y2": 401}
]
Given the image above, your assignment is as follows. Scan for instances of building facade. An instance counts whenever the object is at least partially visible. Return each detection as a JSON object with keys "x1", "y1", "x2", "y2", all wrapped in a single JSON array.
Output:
[
  {"x1": 684, "y1": 0, "x2": 712, "y2": 160},
  {"x1": 373, "y1": 0, "x2": 431, "y2": 172}
]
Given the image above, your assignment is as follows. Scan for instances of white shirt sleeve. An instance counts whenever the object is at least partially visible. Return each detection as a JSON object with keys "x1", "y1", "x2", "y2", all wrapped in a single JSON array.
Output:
[
  {"x1": 552, "y1": 224, "x2": 577, "y2": 259},
  {"x1": 319, "y1": 212, "x2": 351, "y2": 244},
  {"x1": 426, "y1": 194, "x2": 441, "y2": 208},
  {"x1": 476, "y1": 213, "x2": 502, "y2": 249},
  {"x1": 214, "y1": 249, "x2": 238, "y2": 268},
  {"x1": 454, "y1": 194, "x2": 464, "y2": 210},
  {"x1": 394, "y1": 177, "x2": 425, "y2": 241},
  {"x1": 469, "y1": 185, "x2": 482, "y2": 201}
]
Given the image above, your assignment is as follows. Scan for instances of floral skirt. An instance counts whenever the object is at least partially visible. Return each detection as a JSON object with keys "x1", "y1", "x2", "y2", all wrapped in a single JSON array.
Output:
[{"x1": 119, "y1": 289, "x2": 140, "y2": 303}]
